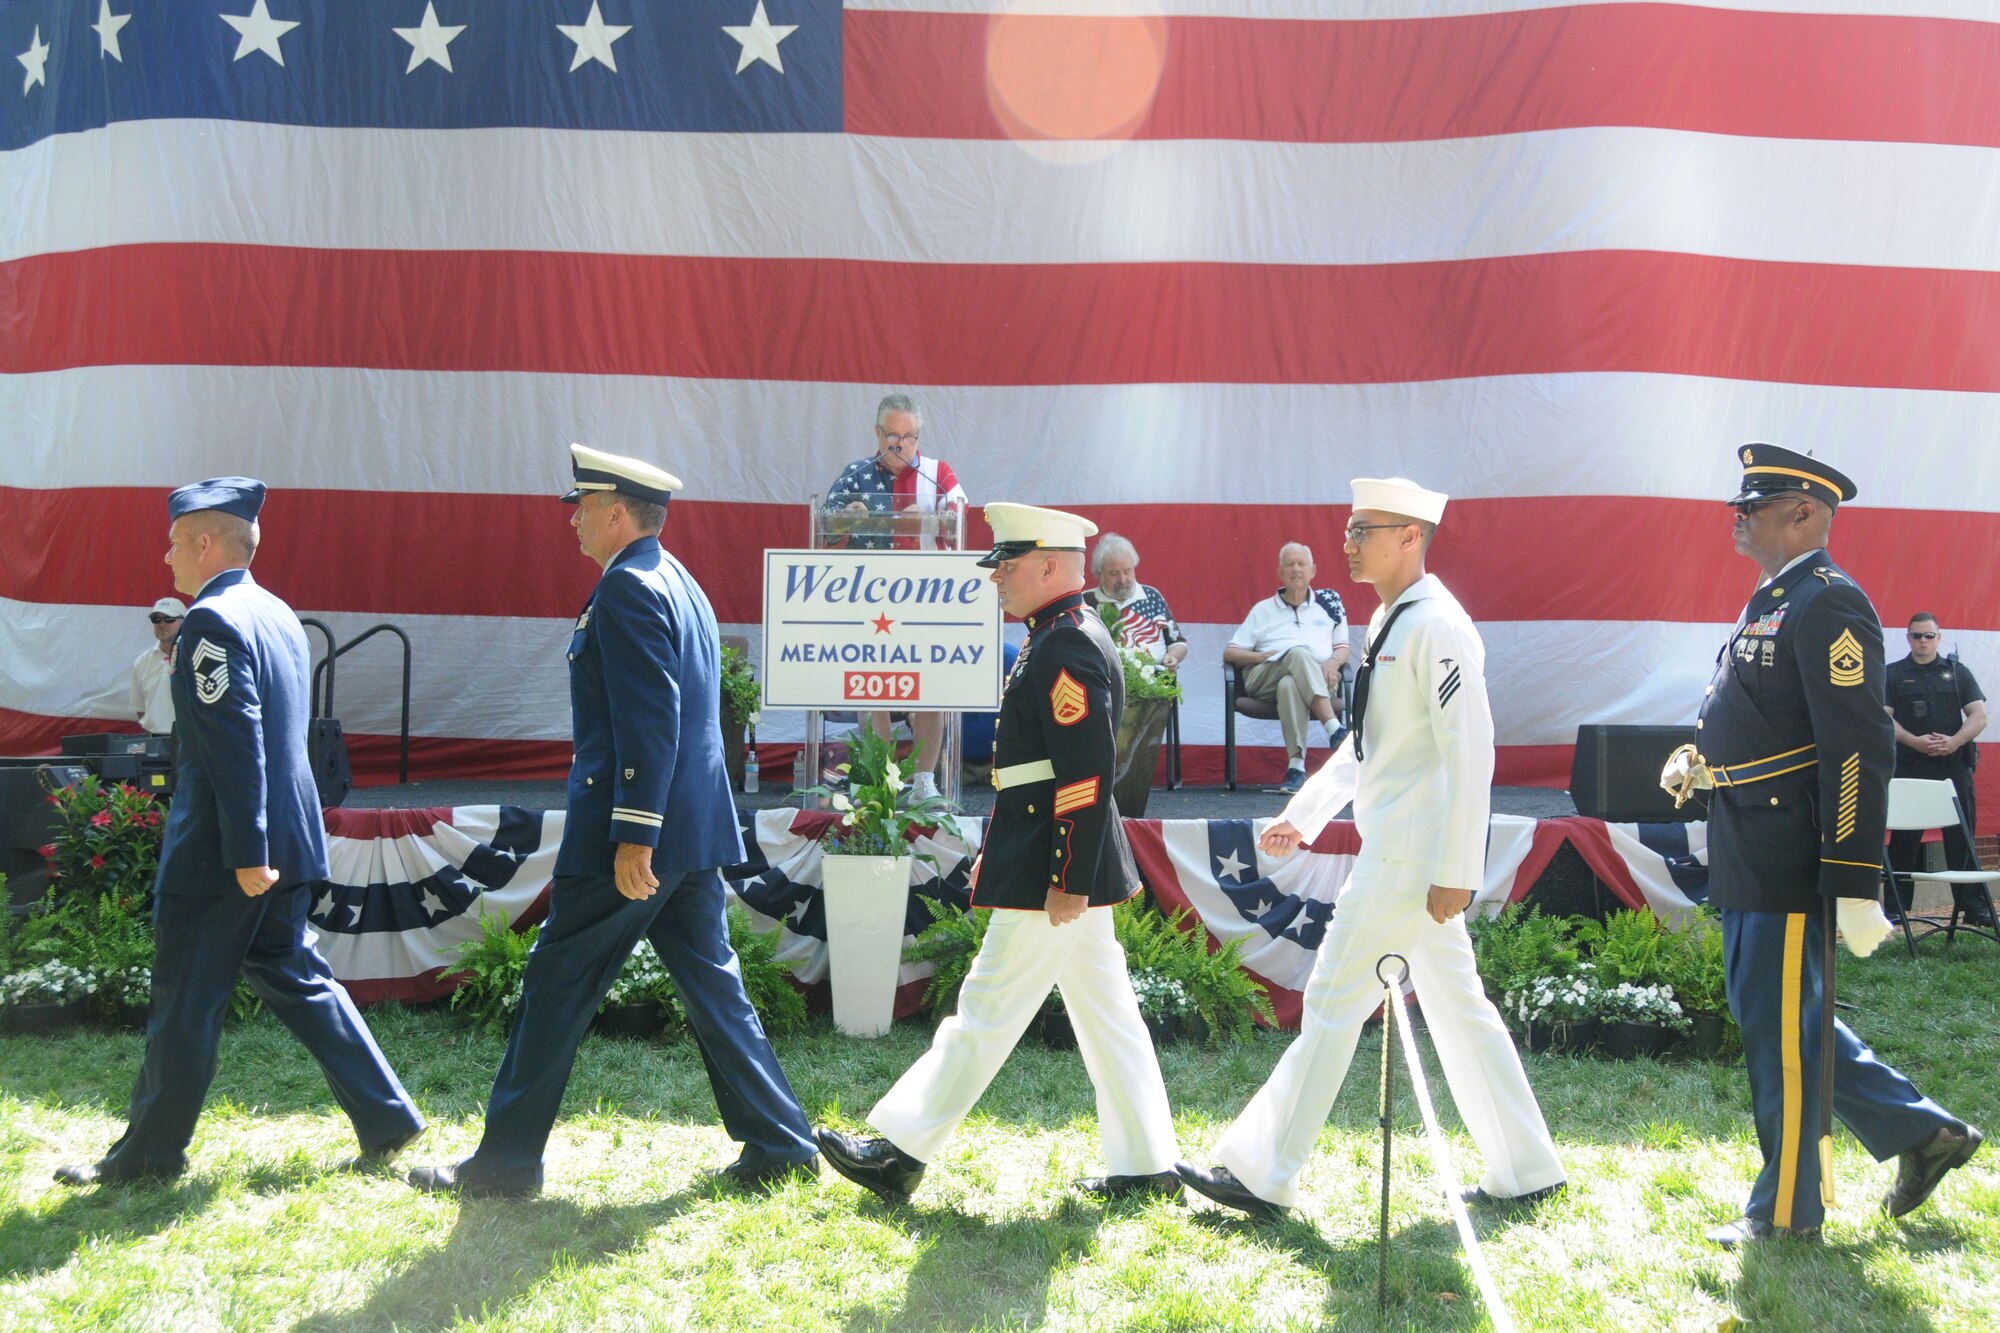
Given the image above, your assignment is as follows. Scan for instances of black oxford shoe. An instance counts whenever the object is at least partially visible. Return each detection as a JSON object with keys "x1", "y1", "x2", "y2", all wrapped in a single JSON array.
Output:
[
  {"x1": 1077, "y1": 1171, "x2": 1185, "y2": 1203},
  {"x1": 1884, "y1": 1123, "x2": 1983, "y2": 1219},
  {"x1": 813, "y1": 1127, "x2": 925, "y2": 1204},
  {"x1": 712, "y1": 1155, "x2": 819, "y2": 1191},
  {"x1": 1174, "y1": 1162, "x2": 1287, "y2": 1221},
  {"x1": 53, "y1": 1160, "x2": 179, "y2": 1188},
  {"x1": 1705, "y1": 1216, "x2": 1820, "y2": 1248},
  {"x1": 405, "y1": 1164, "x2": 538, "y2": 1200},
  {"x1": 1458, "y1": 1181, "x2": 1566, "y2": 1212}
]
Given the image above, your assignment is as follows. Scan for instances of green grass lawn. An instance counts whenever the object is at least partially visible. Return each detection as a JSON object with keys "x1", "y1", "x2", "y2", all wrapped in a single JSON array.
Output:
[{"x1": 0, "y1": 945, "x2": 1995, "y2": 1332}]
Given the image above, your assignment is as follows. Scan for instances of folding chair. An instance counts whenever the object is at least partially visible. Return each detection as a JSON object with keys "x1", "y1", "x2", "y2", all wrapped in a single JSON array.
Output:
[
  {"x1": 1879, "y1": 777, "x2": 2000, "y2": 956},
  {"x1": 1222, "y1": 660, "x2": 1352, "y2": 791}
]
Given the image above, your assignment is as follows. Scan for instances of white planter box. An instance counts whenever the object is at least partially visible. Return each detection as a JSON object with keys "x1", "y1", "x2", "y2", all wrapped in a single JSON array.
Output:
[{"x1": 819, "y1": 853, "x2": 912, "y2": 1038}]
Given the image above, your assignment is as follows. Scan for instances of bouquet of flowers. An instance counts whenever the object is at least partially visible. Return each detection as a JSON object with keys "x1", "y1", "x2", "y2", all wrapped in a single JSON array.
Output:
[
  {"x1": 1601, "y1": 981, "x2": 1691, "y2": 1033},
  {"x1": 1506, "y1": 962, "x2": 1605, "y2": 1028},
  {"x1": 802, "y1": 724, "x2": 966, "y2": 860}
]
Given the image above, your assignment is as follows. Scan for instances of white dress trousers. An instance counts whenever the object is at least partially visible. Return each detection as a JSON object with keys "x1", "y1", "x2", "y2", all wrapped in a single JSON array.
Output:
[
  {"x1": 1215, "y1": 853, "x2": 1566, "y2": 1206},
  {"x1": 868, "y1": 904, "x2": 1178, "y2": 1174}
]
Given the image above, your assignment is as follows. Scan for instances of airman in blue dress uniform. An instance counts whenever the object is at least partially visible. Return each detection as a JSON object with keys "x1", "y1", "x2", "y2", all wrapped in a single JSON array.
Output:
[
  {"x1": 58, "y1": 478, "x2": 423, "y2": 1186},
  {"x1": 408, "y1": 445, "x2": 815, "y2": 1197},
  {"x1": 1673, "y1": 445, "x2": 1981, "y2": 1245}
]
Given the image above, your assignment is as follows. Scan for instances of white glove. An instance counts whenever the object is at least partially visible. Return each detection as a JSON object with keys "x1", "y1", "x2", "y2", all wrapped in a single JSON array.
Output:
[{"x1": 1836, "y1": 898, "x2": 1895, "y2": 958}]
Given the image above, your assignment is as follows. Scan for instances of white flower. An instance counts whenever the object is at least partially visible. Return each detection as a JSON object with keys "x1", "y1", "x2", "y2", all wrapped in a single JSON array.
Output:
[
  {"x1": 830, "y1": 793, "x2": 853, "y2": 812},
  {"x1": 884, "y1": 760, "x2": 904, "y2": 793},
  {"x1": 747, "y1": 712, "x2": 760, "y2": 725}
]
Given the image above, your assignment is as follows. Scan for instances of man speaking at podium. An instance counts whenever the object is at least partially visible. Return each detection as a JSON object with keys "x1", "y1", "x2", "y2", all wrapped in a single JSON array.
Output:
[{"x1": 822, "y1": 394, "x2": 970, "y2": 801}]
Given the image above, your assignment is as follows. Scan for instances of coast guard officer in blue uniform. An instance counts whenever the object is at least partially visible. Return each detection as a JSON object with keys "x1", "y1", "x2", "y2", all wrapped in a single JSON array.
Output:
[
  {"x1": 58, "y1": 479, "x2": 424, "y2": 1186},
  {"x1": 408, "y1": 445, "x2": 816, "y2": 1197},
  {"x1": 1668, "y1": 445, "x2": 1981, "y2": 1246}
]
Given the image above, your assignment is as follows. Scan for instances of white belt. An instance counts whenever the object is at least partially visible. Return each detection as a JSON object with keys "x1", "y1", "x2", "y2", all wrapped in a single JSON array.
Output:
[{"x1": 991, "y1": 759, "x2": 1055, "y2": 790}]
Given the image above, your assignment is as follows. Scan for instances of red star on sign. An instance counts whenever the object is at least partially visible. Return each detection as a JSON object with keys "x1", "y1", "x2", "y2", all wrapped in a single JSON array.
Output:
[{"x1": 871, "y1": 613, "x2": 894, "y2": 634}]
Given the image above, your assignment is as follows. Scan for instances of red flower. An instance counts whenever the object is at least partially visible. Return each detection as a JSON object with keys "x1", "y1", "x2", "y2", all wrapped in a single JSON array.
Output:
[
  {"x1": 90, "y1": 855, "x2": 106, "y2": 870},
  {"x1": 90, "y1": 809, "x2": 113, "y2": 828},
  {"x1": 46, "y1": 792, "x2": 60, "y2": 805},
  {"x1": 37, "y1": 843, "x2": 55, "y2": 861}
]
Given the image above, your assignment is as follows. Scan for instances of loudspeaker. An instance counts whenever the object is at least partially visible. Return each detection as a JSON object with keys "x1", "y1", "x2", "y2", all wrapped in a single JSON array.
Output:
[
  {"x1": 308, "y1": 718, "x2": 352, "y2": 809},
  {"x1": 0, "y1": 763, "x2": 89, "y2": 906},
  {"x1": 1570, "y1": 724, "x2": 1700, "y2": 823}
]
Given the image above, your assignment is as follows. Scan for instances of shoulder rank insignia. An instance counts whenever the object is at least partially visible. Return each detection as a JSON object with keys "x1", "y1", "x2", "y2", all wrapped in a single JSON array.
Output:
[
  {"x1": 1812, "y1": 566, "x2": 1847, "y2": 586},
  {"x1": 575, "y1": 609, "x2": 591, "y2": 631},
  {"x1": 1049, "y1": 669, "x2": 1089, "y2": 726},
  {"x1": 189, "y1": 638, "x2": 231, "y2": 705},
  {"x1": 1828, "y1": 628, "x2": 1865, "y2": 687}
]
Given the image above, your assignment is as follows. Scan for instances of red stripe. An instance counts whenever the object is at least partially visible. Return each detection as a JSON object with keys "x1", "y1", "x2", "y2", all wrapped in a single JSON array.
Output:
[
  {"x1": 10, "y1": 488, "x2": 1999, "y2": 633},
  {"x1": 7, "y1": 244, "x2": 1999, "y2": 392},
  {"x1": 846, "y1": 6, "x2": 2000, "y2": 148},
  {"x1": 322, "y1": 806, "x2": 453, "y2": 840}
]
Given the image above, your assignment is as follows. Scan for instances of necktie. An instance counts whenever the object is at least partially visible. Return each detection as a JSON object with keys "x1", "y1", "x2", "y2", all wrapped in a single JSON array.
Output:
[{"x1": 1350, "y1": 601, "x2": 1414, "y2": 762}]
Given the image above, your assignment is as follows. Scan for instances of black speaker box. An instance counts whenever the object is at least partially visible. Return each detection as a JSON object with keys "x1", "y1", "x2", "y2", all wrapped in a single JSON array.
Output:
[
  {"x1": 0, "y1": 763, "x2": 90, "y2": 905},
  {"x1": 1569, "y1": 724, "x2": 1700, "y2": 824}
]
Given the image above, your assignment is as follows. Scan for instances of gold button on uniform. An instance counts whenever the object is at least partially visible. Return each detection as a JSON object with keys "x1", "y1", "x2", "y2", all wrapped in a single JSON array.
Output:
[
  {"x1": 1026, "y1": 804, "x2": 1035, "y2": 814},
  {"x1": 586, "y1": 776, "x2": 594, "y2": 785},
  {"x1": 1769, "y1": 797, "x2": 1779, "y2": 806}
]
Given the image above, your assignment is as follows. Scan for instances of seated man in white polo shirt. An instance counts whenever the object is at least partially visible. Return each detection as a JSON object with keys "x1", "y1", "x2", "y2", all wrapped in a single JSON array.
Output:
[{"x1": 1223, "y1": 543, "x2": 1349, "y2": 792}]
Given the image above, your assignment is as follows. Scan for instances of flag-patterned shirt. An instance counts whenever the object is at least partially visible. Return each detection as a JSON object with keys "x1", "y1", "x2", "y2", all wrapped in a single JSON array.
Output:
[
  {"x1": 822, "y1": 451, "x2": 968, "y2": 551},
  {"x1": 1085, "y1": 585, "x2": 1185, "y2": 663}
]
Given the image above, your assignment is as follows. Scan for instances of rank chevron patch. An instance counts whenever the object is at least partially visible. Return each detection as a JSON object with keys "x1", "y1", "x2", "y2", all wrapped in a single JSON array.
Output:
[
  {"x1": 1437, "y1": 658, "x2": 1463, "y2": 708},
  {"x1": 1835, "y1": 752, "x2": 1860, "y2": 842},
  {"x1": 189, "y1": 637, "x2": 231, "y2": 704},
  {"x1": 1828, "y1": 629, "x2": 1865, "y2": 687},
  {"x1": 1049, "y1": 668, "x2": 1089, "y2": 726},
  {"x1": 1054, "y1": 777, "x2": 1099, "y2": 816}
]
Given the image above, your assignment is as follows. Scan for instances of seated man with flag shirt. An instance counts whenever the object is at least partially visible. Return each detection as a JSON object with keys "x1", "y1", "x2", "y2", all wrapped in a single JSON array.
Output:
[
  {"x1": 1084, "y1": 533, "x2": 1188, "y2": 671},
  {"x1": 823, "y1": 393, "x2": 969, "y2": 801}
]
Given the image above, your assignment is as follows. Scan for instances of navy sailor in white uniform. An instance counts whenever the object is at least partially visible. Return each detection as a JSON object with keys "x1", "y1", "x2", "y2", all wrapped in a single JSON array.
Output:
[
  {"x1": 408, "y1": 445, "x2": 816, "y2": 1197},
  {"x1": 58, "y1": 478, "x2": 424, "y2": 1186}
]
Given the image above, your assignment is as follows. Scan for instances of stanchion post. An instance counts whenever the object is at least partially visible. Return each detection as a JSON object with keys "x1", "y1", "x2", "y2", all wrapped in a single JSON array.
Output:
[{"x1": 1376, "y1": 952, "x2": 1410, "y2": 1315}]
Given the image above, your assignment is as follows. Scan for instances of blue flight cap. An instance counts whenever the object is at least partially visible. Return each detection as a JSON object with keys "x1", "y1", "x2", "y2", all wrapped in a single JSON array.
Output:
[{"x1": 168, "y1": 477, "x2": 267, "y2": 524}]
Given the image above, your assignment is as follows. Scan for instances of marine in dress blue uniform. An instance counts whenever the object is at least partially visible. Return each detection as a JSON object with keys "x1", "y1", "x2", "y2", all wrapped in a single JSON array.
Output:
[
  {"x1": 408, "y1": 445, "x2": 814, "y2": 1197},
  {"x1": 1677, "y1": 445, "x2": 1981, "y2": 1244},
  {"x1": 58, "y1": 479, "x2": 423, "y2": 1186},
  {"x1": 813, "y1": 504, "x2": 1180, "y2": 1206}
]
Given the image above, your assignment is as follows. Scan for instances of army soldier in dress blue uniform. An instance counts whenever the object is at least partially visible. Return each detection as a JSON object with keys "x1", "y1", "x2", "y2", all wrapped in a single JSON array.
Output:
[
  {"x1": 58, "y1": 479, "x2": 424, "y2": 1186},
  {"x1": 1666, "y1": 445, "x2": 1982, "y2": 1246},
  {"x1": 409, "y1": 445, "x2": 816, "y2": 1198},
  {"x1": 814, "y1": 504, "x2": 1181, "y2": 1205}
]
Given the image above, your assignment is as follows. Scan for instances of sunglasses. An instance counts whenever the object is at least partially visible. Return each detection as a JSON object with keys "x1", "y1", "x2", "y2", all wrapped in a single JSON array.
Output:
[
  {"x1": 1910, "y1": 631, "x2": 1939, "y2": 641},
  {"x1": 149, "y1": 614, "x2": 182, "y2": 625}
]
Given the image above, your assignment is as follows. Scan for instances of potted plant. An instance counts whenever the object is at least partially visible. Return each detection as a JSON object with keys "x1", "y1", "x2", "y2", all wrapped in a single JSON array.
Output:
[
  {"x1": 1112, "y1": 898, "x2": 1276, "y2": 1044},
  {"x1": 1468, "y1": 902, "x2": 1582, "y2": 1006},
  {"x1": 595, "y1": 944, "x2": 669, "y2": 1039},
  {"x1": 1097, "y1": 604, "x2": 1184, "y2": 818},
  {"x1": 727, "y1": 904, "x2": 807, "y2": 1036},
  {"x1": 1660, "y1": 907, "x2": 1735, "y2": 1059},
  {"x1": 801, "y1": 726, "x2": 965, "y2": 1037},
  {"x1": 0, "y1": 959, "x2": 94, "y2": 1035},
  {"x1": 720, "y1": 643, "x2": 761, "y2": 794},
  {"x1": 1130, "y1": 967, "x2": 1196, "y2": 1044},
  {"x1": 908, "y1": 897, "x2": 990, "y2": 1019},
  {"x1": 66, "y1": 892, "x2": 157, "y2": 1029},
  {"x1": 446, "y1": 910, "x2": 538, "y2": 1035},
  {"x1": 38, "y1": 776, "x2": 166, "y2": 905},
  {"x1": 1597, "y1": 982, "x2": 1690, "y2": 1060},
  {"x1": 1505, "y1": 963, "x2": 1605, "y2": 1055},
  {"x1": 1038, "y1": 988, "x2": 1076, "y2": 1050}
]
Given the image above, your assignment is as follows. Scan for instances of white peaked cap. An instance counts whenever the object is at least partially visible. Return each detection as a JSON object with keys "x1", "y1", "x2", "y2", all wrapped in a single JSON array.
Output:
[
  {"x1": 978, "y1": 502, "x2": 1099, "y2": 567},
  {"x1": 1350, "y1": 476, "x2": 1448, "y2": 524},
  {"x1": 563, "y1": 442, "x2": 684, "y2": 505}
]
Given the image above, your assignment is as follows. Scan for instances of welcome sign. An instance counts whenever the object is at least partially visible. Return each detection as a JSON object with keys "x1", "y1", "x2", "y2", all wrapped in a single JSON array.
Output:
[{"x1": 761, "y1": 550, "x2": 1004, "y2": 711}]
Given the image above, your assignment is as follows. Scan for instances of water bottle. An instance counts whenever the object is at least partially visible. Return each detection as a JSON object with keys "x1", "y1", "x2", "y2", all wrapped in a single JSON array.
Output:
[{"x1": 744, "y1": 742, "x2": 760, "y2": 793}]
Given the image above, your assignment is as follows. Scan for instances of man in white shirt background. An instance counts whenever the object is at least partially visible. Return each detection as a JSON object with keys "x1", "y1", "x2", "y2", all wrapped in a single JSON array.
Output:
[
  {"x1": 130, "y1": 596, "x2": 186, "y2": 736},
  {"x1": 1223, "y1": 543, "x2": 1350, "y2": 792},
  {"x1": 1178, "y1": 477, "x2": 1565, "y2": 1221}
]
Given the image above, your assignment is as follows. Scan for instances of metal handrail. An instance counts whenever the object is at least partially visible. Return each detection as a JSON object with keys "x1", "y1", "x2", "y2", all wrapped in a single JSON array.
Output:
[
  {"x1": 309, "y1": 623, "x2": 413, "y2": 784},
  {"x1": 299, "y1": 618, "x2": 336, "y2": 718}
]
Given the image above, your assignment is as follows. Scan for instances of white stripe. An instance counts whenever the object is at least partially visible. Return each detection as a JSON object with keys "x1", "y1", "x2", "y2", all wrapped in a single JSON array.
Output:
[
  {"x1": 17, "y1": 597, "x2": 1994, "y2": 752},
  {"x1": 6, "y1": 121, "x2": 1998, "y2": 272},
  {"x1": 843, "y1": 0, "x2": 2000, "y2": 19},
  {"x1": 611, "y1": 808, "x2": 666, "y2": 826},
  {"x1": 10, "y1": 365, "x2": 2000, "y2": 512}
]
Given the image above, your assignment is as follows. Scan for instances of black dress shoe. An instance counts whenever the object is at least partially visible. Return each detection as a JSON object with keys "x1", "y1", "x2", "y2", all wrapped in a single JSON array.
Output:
[
  {"x1": 1077, "y1": 1171, "x2": 1185, "y2": 1203},
  {"x1": 1458, "y1": 1181, "x2": 1566, "y2": 1211},
  {"x1": 53, "y1": 1160, "x2": 180, "y2": 1188},
  {"x1": 338, "y1": 1126, "x2": 424, "y2": 1173},
  {"x1": 1174, "y1": 1162, "x2": 1287, "y2": 1221},
  {"x1": 814, "y1": 1128, "x2": 925, "y2": 1204},
  {"x1": 1884, "y1": 1123, "x2": 1983, "y2": 1218},
  {"x1": 712, "y1": 1155, "x2": 819, "y2": 1191},
  {"x1": 404, "y1": 1164, "x2": 538, "y2": 1199},
  {"x1": 1705, "y1": 1216, "x2": 1820, "y2": 1248}
]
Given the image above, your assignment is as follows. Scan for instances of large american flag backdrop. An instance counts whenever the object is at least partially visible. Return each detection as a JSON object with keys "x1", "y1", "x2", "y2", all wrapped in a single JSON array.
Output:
[{"x1": 5, "y1": 1, "x2": 1997, "y2": 820}]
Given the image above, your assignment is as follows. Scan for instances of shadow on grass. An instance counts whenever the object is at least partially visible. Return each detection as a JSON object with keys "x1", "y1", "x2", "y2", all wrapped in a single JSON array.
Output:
[
  {"x1": 0, "y1": 1175, "x2": 219, "y2": 1280},
  {"x1": 1189, "y1": 1209, "x2": 1477, "y2": 1327},
  {"x1": 838, "y1": 1197, "x2": 1103, "y2": 1332},
  {"x1": 1735, "y1": 1232, "x2": 1948, "y2": 1332},
  {"x1": 291, "y1": 1191, "x2": 692, "y2": 1333}
]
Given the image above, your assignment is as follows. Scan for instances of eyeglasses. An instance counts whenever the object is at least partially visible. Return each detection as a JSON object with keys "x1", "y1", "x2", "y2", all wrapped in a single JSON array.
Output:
[
  {"x1": 148, "y1": 614, "x2": 181, "y2": 625},
  {"x1": 876, "y1": 428, "x2": 919, "y2": 448},
  {"x1": 1344, "y1": 522, "x2": 1410, "y2": 543},
  {"x1": 1730, "y1": 497, "x2": 1797, "y2": 516},
  {"x1": 1910, "y1": 631, "x2": 1939, "y2": 640}
]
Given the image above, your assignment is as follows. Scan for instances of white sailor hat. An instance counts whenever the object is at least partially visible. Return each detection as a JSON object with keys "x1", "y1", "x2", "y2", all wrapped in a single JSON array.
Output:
[
  {"x1": 977, "y1": 502, "x2": 1098, "y2": 568},
  {"x1": 561, "y1": 443, "x2": 684, "y2": 507},
  {"x1": 1350, "y1": 476, "x2": 1448, "y2": 524}
]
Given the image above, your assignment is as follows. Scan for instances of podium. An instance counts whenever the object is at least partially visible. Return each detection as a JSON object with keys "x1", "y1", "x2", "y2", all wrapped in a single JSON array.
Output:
[{"x1": 799, "y1": 494, "x2": 972, "y2": 805}]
